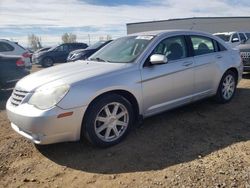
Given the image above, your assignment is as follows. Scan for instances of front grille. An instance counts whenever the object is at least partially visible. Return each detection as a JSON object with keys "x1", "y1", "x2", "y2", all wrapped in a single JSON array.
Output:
[
  {"x1": 241, "y1": 52, "x2": 250, "y2": 58},
  {"x1": 241, "y1": 52, "x2": 250, "y2": 65},
  {"x1": 10, "y1": 89, "x2": 28, "y2": 106}
]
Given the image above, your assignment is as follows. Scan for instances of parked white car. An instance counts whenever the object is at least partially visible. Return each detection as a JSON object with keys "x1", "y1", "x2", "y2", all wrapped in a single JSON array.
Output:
[
  {"x1": 6, "y1": 30, "x2": 243, "y2": 147},
  {"x1": 0, "y1": 39, "x2": 32, "y2": 68},
  {"x1": 213, "y1": 31, "x2": 250, "y2": 47}
]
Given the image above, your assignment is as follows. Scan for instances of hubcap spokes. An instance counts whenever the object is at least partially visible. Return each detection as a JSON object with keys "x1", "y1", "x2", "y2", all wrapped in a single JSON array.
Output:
[
  {"x1": 95, "y1": 102, "x2": 129, "y2": 142},
  {"x1": 222, "y1": 75, "x2": 235, "y2": 100}
]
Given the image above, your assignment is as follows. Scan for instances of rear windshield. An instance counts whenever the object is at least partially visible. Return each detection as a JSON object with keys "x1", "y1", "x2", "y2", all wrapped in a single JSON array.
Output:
[{"x1": 15, "y1": 42, "x2": 26, "y2": 50}]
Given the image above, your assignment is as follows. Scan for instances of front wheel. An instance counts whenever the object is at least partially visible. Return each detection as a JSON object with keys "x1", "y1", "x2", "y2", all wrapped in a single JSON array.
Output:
[
  {"x1": 82, "y1": 94, "x2": 134, "y2": 147},
  {"x1": 42, "y1": 57, "x2": 54, "y2": 67},
  {"x1": 215, "y1": 70, "x2": 237, "y2": 103}
]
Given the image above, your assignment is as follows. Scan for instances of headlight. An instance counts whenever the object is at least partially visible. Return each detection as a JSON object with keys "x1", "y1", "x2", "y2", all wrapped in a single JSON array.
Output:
[
  {"x1": 73, "y1": 53, "x2": 81, "y2": 59},
  {"x1": 28, "y1": 84, "x2": 70, "y2": 110}
]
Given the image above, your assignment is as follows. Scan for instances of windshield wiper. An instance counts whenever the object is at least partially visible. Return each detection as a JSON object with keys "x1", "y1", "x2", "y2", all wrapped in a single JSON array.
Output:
[{"x1": 89, "y1": 57, "x2": 109, "y2": 62}]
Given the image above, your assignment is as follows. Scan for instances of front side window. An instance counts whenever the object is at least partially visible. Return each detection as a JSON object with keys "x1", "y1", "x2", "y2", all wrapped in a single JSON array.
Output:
[
  {"x1": 0, "y1": 42, "x2": 14, "y2": 52},
  {"x1": 54, "y1": 45, "x2": 64, "y2": 51},
  {"x1": 152, "y1": 36, "x2": 187, "y2": 61},
  {"x1": 239, "y1": 33, "x2": 247, "y2": 41},
  {"x1": 90, "y1": 36, "x2": 154, "y2": 63},
  {"x1": 191, "y1": 36, "x2": 215, "y2": 56},
  {"x1": 231, "y1": 33, "x2": 239, "y2": 42}
]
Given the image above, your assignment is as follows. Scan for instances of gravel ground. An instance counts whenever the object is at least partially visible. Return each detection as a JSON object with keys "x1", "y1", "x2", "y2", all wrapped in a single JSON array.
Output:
[{"x1": 0, "y1": 65, "x2": 249, "y2": 188}]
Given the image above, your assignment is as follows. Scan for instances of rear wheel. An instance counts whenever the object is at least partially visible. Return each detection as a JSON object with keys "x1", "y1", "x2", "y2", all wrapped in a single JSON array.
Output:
[
  {"x1": 82, "y1": 94, "x2": 134, "y2": 147},
  {"x1": 215, "y1": 70, "x2": 237, "y2": 103},
  {"x1": 42, "y1": 57, "x2": 54, "y2": 67}
]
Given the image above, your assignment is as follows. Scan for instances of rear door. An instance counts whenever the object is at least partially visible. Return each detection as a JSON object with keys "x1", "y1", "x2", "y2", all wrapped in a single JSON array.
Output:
[{"x1": 189, "y1": 35, "x2": 220, "y2": 100}]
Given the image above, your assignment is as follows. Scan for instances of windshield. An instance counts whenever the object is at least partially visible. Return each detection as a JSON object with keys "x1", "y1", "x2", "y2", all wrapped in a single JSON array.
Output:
[
  {"x1": 48, "y1": 46, "x2": 57, "y2": 51},
  {"x1": 214, "y1": 34, "x2": 231, "y2": 42},
  {"x1": 89, "y1": 35, "x2": 154, "y2": 63},
  {"x1": 88, "y1": 41, "x2": 107, "y2": 49}
]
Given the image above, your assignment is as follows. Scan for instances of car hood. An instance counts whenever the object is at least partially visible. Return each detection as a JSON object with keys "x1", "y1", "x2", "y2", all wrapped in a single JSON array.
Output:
[
  {"x1": 16, "y1": 61, "x2": 129, "y2": 92},
  {"x1": 238, "y1": 44, "x2": 250, "y2": 52}
]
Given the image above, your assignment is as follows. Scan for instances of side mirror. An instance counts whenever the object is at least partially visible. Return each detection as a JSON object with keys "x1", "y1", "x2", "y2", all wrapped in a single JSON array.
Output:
[
  {"x1": 150, "y1": 54, "x2": 168, "y2": 65},
  {"x1": 232, "y1": 38, "x2": 239, "y2": 43}
]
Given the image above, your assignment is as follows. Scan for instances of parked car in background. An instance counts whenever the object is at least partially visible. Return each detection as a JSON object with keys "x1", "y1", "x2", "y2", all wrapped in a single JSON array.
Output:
[
  {"x1": 32, "y1": 43, "x2": 88, "y2": 67},
  {"x1": 214, "y1": 31, "x2": 250, "y2": 47},
  {"x1": 31, "y1": 47, "x2": 51, "y2": 63},
  {"x1": 35, "y1": 47, "x2": 51, "y2": 53},
  {"x1": 67, "y1": 40, "x2": 112, "y2": 62},
  {"x1": 6, "y1": 30, "x2": 242, "y2": 148},
  {"x1": 238, "y1": 38, "x2": 250, "y2": 72},
  {"x1": 0, "y1": 54, "x2": 30, "y2": 89},
  {"x1": 0, "y1": 39, "x2": 32, "y2": 68}
]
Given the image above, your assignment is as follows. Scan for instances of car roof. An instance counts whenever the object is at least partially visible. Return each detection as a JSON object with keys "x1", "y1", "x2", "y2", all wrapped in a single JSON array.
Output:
[
  {"x1": 129, "y1": 29, "x2": 213, "y2": 37},
  {"x1": 214, "y1": 31, "x2": 250, "y2": 35}
]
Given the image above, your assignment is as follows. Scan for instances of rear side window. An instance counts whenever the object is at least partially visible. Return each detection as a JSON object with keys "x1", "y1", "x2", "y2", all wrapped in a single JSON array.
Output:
[
  {"x1": 0, "y1": 42, "x2": 14, "y2": 52},
  {"x1": 190, "y1": 36, "x2": 215, "y2": 56},
  {"x1": 239, "y1": 33, "x2": 247, "y2": 41},
  {"x1": 246, "y1": 33, "x2": 250, "y2": 39},
  {"x1": 79, "y1": 43, "x2": 87, "y2": 49}
]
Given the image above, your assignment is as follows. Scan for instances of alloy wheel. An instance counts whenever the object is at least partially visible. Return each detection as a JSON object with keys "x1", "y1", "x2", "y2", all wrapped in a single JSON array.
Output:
[
  {"x1": 94, "y1": 102, "x2": 129, "y2": 142},
  {"x1": 222, "y1": 74, "x2": 235, "y2": 100}
]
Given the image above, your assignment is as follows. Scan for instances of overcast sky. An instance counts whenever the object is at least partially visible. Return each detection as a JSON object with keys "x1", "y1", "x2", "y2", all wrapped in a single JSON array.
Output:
[{"x1": 0, "y1": 0, "x2": 250, "y2": 47}]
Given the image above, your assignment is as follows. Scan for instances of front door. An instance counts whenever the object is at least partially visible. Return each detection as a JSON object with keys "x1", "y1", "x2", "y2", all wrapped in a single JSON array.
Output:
[{"x1": 141, "y1": 35, "x2": 195, "y2": 116}]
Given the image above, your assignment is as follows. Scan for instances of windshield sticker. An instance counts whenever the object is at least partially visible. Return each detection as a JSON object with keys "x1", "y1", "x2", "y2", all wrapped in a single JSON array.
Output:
[{"x1": 136, "y1": 36, "x2": 154, "y2": 40}]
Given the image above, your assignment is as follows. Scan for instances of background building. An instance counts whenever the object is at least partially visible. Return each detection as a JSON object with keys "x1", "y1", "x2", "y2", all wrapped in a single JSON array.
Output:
[{"x1": 127, "y1": 17, "x2": 250, "y2": 34}]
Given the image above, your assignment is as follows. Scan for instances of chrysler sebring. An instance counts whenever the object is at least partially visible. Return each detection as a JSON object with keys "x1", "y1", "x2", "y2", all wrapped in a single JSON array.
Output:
[{"x1": 6, "y1": 30, "x2": 243, "y2": 147}]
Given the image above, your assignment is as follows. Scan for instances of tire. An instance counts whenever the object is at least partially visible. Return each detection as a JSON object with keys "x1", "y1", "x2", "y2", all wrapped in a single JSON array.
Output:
[
  {"x1": 42, "y1": 57, "x2": 54, "y2": 67},
  {"x1": 215, "y1": 70, "x2": 237, "y2": 103},
  {"x1": 82, "y1": 94, "x2": 134, "y2": 148}
]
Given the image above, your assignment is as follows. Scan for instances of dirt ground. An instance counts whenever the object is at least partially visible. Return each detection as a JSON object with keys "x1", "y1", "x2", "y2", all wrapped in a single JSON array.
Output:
[{"x1": 0, "y1": 65, "x2": 249, "y2": 188}]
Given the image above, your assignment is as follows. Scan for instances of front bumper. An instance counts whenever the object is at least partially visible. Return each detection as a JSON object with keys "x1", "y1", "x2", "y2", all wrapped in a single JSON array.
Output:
[
  {"x1": 241, "y1": 53, "x2": 250, "y2": 72},
  {"x1": 32, "y1": 56, "x2": 42, "y2": 65},
  {"x1": 6, "y1": 99, "x2": 87, "y2": 145},
  {"x1": 244, "y1": 66, "x2": 250, "y2": 72}
]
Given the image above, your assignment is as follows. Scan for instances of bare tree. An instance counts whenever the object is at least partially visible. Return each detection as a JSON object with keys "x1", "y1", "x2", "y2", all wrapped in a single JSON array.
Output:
[
  {"x1": 62, "y1": 33, "x2": 77, "y2": 43},
  {"x1": 28, "y1": 34, "x2": 42, "y2": 50},
  {"x1": 99, "y1": 35, "x2": 112, "y2": 41},
  {"x1": 106, "y1": 35, "x2": 112, "y2": 40}
]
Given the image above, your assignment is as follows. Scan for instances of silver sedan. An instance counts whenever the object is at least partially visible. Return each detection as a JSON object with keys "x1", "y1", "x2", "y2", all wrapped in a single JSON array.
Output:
[{"x1": 6, "y1": 30, "x2": 243, "y2": 147}]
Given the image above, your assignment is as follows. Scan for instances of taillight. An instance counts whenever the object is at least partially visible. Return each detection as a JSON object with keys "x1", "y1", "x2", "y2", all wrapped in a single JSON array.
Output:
[
  {"x1": 22, "y1": 52, "x2": 32, "y2": 58},
  {"x1": 16, "y1": 58, "x2": 25, "y2": 67}
]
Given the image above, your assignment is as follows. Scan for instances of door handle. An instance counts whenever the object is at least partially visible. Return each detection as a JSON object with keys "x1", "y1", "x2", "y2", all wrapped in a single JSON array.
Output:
[
  {"x1": 216, "y1": 55, "x2": 222, "y2": 59},
  {"x1": 182, "y1": 62, "x2": 193, "y2": 67}
]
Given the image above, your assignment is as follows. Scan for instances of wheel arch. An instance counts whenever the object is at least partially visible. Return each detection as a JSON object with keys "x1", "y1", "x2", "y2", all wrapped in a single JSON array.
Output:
[
  {"x1": 42, "y1": 56, "x2": 54, "y2": 61},
  {"x1": 217, "y1": 67, "x2": 239, "y2": 90},
  {"x1": 226, "y1": 67, "x2": 239, "y2": 83},
  {"x1": 82, "y1": 89, "x2": 140, "y2": 125}
]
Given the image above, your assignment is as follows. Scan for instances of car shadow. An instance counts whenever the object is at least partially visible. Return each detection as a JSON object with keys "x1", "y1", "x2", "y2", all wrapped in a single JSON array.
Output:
[{"x1": 37, "y1": 87, "x2": 250, "y2": 174}]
